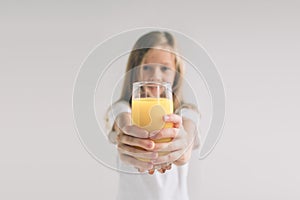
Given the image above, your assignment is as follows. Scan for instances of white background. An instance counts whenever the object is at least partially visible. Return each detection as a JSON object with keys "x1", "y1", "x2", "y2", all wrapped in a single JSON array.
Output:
[{"x1": 1, "y1": 1, "x2": 299, "y2": 199}]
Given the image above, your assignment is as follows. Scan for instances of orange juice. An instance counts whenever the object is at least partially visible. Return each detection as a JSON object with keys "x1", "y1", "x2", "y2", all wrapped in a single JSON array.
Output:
[
  {"x1": 132, "y1": 97, "x2": 173, "y2": 135},
  {"x1": 132, "y1": 97, "x2": 173, "y2": 162}
]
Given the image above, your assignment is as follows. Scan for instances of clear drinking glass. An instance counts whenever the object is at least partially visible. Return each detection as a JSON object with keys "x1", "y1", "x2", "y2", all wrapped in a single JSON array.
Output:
[{"x1": 132, "y1": 81, "x2": 173, "y2": 142}]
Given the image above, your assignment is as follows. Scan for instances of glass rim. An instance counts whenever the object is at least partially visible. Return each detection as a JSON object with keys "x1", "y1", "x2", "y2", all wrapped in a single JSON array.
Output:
[{"x1": 132, "y1": 81, "x2": 172, "y2": 88}]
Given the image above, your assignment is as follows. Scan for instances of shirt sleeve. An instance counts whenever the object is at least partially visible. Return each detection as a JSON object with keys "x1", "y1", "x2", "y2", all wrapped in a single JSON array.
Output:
[
  {"x1": 175, "y1": 105, "x2": 201, "y2": 150},
  {"x1": 105, "y1": 101, "x2": 131, "y2": 143},
  {"x1": 175, "y1": 106, "x2": 201, "y2": 125}
]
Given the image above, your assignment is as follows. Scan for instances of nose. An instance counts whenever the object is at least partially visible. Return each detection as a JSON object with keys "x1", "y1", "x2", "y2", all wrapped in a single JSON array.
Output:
[{"x1": 149, "y1": 66, "x2": 162, "y2": 82}]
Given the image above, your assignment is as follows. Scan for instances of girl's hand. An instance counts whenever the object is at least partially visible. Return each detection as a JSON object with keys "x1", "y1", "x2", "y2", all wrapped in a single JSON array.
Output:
[
  {"x1": 114, "y1": 113, "x2": 158, "y2": 172},
  {"x1": 150, "y1": 114, "x2": 196, "y2": 166}
]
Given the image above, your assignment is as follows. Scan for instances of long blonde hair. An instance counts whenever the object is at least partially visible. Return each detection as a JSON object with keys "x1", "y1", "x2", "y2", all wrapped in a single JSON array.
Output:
[{"x1": 120, "y1": 31, "x2": 184, "y2": 111}]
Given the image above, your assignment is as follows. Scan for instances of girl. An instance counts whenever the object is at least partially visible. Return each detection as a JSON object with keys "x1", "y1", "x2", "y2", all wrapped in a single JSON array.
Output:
[{"x1": 106, "y1": 31, "x2": 200, "y2": 200}]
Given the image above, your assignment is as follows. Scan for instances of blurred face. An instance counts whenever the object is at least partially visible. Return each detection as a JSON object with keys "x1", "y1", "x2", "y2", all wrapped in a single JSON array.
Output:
[
  {"x1": 139, "y1": 48, "x2": 176, "y2": 84},
  {"x1": 137, "y1": 48, "x2": 176, "y2": 97}
]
